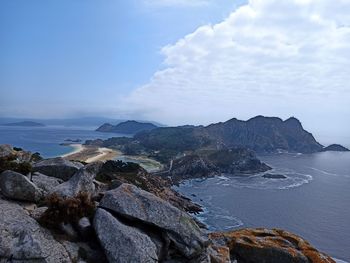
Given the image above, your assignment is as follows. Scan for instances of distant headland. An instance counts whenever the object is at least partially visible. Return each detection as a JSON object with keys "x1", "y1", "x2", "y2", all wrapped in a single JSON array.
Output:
[
  {"x1": 96, "y1": 120, "x2": 158, "y2": 134},
  {"x1": 1, "y1": 121, "x2": 45, "y2": 127}
]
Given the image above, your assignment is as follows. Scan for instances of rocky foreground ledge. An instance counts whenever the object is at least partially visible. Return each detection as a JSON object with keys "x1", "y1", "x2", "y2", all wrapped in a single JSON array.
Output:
[{"x1": 0, "y1": 144, "x2": 336, "y2": 262}]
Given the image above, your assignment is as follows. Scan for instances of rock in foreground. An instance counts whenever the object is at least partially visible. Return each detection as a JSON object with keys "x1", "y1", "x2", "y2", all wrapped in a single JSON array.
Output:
[
  {"x1": 0, "y1": 199, "x2": 70, "y2": 262},
  {"x1": 210, "y1": 228, "x2": 335, "y2": 263},
  {"x1": 0, "y1": 170, "x2": 43, "y2": 202},
  {"x1": 99, "y1": 183, "x2": 207, "y2": 258},
  {"x1": 33, "y1": 157, "x2": 84, "y2": 181},
  {"x1": 94, "y1": 208, "x2": 158, "y2": 263},
  {"x1": 53, "y1": 162, "x2": 102, "y2": 197}
]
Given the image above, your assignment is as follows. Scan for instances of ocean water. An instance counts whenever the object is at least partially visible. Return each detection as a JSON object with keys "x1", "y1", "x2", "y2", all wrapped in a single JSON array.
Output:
[
  {"x1": 176, "y1": 151, "x2": 350, "y2": 262},
  {"x1": 0, "y1": 126, "x2": 124, "y2": 158}
]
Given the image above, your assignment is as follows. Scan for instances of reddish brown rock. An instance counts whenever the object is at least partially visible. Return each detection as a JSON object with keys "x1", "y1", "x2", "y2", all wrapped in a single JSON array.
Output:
[{"x1": 209, "y1": 228, "x2": 335, "y2": 263}]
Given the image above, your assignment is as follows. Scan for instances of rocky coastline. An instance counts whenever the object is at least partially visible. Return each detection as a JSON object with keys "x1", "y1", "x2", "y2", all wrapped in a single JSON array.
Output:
[{"x1": 0, "y1": 144, "x2": 337, "y2": 262}]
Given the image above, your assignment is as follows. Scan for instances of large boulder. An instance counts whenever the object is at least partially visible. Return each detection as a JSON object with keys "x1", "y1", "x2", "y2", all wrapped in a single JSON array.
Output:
[
  {"x1": 33, "y1": 157, "x2": 84, "y2": 181},
  {"x1": 209, "y1": 228, "x2": 335, "y2": 263},
  {"x1": 0, "y1": 170, "x2": 43, "y2": 202},
  {"x1": 0, "y1": 199, "x2": 71, "y2": 262},
  {"x1": 94, "y1": 208, "x2": 158, "y2": 263},
  {"x1": 32, "y1": 172, "x2": 63, "y2": 195},
  {"x1": 53, "y1": 162, "x2": 102, "y2": 197},
  {"x1": 0, "y1": 144, "x2": 15, "y2": 157},
  {"x1": 99, "y1": 183, "x2": 207, "y2": 258}
]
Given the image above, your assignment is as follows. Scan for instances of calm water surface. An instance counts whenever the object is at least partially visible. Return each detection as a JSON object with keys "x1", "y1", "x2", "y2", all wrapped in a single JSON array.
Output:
[
  {"x1": 0, "y1": 126, "x2": 124, "y2": 157},
  {"x1": 176, "y1": 152, "x2": 350, "y2": 262}
]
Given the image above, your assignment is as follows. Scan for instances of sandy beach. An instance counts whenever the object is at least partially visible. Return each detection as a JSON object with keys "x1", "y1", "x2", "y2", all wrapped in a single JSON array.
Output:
[
  {"x1": 62, "y1": 144, "x2": 120, "y2": 163},
  {"x1": 62, "y1": 144, "x2": 163, "y2": 172}
]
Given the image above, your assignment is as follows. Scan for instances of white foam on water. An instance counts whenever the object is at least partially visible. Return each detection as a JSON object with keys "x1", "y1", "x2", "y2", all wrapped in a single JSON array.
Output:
[
  {"x1": 307, "y1": 166, "x2": 350, "y2": 178},
  {"x1": 211, "y1": 169, "x2": 313, "y2": 190},
  {"x1": 334, "y1": 258, "x2": 349, "y2": 263}
]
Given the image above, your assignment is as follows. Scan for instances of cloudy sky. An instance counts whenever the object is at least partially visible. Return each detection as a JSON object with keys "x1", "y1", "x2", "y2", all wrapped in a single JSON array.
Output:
[{"x1": 1, "y1": 0, "x2": 349, "y2": 143}]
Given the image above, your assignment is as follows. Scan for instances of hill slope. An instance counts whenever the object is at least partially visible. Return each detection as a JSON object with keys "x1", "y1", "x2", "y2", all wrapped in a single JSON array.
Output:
[
  {"x1": 135, "y1": 116, "x2": 323, "y2": 154},
  {"x1": 96, "y1": 120, "x2": 157, "y2": 134},
  {"x1": 200, "y1": 116, "x2": 323, "y2": 153}
]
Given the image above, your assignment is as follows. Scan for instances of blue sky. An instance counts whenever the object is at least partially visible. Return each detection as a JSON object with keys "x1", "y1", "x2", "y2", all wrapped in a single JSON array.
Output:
[
  {"x1": 1, "y1": 0, "x2": 350, "y2": 144},
  {"x1": 0, "y1": 0, "x2": 244, "y2": 117}
]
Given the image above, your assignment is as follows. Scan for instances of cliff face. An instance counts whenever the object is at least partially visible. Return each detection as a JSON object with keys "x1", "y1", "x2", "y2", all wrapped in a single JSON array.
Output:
[
  {"x1": 96, "y1": 120, "x2": 157, "y2": 134},
  {"x1": 167, "y1": 148, "x2": 271, "y2": 183},
  {"x1": 201, "y1": 116, "x2": 323, "y2": 153},
  {"x1": 133, "y1": 116, "x2": 324, "y2": 155}
]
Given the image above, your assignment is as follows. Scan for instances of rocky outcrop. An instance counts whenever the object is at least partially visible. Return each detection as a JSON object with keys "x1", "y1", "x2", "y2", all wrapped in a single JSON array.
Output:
[
  {"x1": 0, "y1": 144, "x2": 41, "y2": 163},
  {"x1": 53, "y1": 162, "x2": 102, "y2": 197},
  {"x1": 209, "y1": 228, "x2": 335, "y2": 263},
  {"x1": 323, "y1": 144, "x2": 349, "y2": 152},
  {"x1": 94, "y1": 208, "x2": 158, "y2": 262},
  {"x1": 0, "y1": 144, "x2": 15, "y2": 157},
  {"x1": 0, "y1": 198, "x2": 71, "y2": 262},
  {"x1": 97, "y1": 160, "x2": 202, "y2": 213},
  {"x1": 33, "y1": 157, "x2": 84, "y2": 181},
  {"x1": 0, "y1": 170, "x2": 43, "y2": 202},
  {"x1": 32, "y1": 172, "x2": 63, "y2": 195},
  {"x1": 262, "y1": 173, "x2": 287, "y2": 179},
  {"x1": 99, "y1": 183, "x2": 207, "y2": 258},
  {"x1": 167, "y1": 155, "x2": 219, "y2": 183},
  {"x1": 167, "y1": 148, "x2": 271, "y2": 183}
]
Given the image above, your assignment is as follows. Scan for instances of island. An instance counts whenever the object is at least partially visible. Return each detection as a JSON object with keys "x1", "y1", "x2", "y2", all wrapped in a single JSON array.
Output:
[
  {"x1": 262, "y1": 173, "x2": 287, "y2": 179},
  {"x1": 96, "y1": 120, "x2": 157, "y2": 134},
  {"x1": 323, "y1": 144, "x2": 349, "y2": 152},
  {"x1": 2, "y1": 121, "x2": 45, "y2": 127}
]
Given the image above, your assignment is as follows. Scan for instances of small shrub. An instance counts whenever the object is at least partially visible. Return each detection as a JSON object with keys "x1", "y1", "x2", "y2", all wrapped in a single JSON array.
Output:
[
  {"x1": 39, "y1": 192, "x2": 95, "y2": 229},
  {"x1": 96, "y1": 160, "x2": 140, "y2": 182},
  {"x1": 31, "y1": 152, "x2": 43, "y2": 162},
  {"x1": 0, "y1": 156, "x2": 32, "y2": 175},
  {"x1": 13, "y1": 147, "x2": 23, "y2": 151}
]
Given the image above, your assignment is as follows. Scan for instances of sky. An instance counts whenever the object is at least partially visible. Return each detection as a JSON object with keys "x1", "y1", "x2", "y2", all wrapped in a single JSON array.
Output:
[{"x1": 1, "y1": 0, "x2": 349, "y2": 144}]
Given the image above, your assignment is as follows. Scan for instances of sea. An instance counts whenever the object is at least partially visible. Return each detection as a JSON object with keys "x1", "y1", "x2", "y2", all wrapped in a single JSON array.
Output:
[
  {"x1": 175, "y1": 152, "x2": 350, "y2": 262},
  {"x1": 0, "y1": 126, "x2": 349, "y2": 261},
  {"x1": 0, "y1": 126, "x2": 126, "y2": 158}
]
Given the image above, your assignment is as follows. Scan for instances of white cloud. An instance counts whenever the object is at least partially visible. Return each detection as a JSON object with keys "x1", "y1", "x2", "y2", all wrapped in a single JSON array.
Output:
[
  {"x1": 122, "y1": 0, "x2": 350, "y2": 134},
  {"x1": 143, "y1": 0, "x2": 209, "y2": 7}
]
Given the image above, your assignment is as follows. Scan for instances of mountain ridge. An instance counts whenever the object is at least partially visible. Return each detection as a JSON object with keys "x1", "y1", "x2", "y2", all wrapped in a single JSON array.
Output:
[{"x1": 96, "y1": 120, "x2": 158, "y2": 134}]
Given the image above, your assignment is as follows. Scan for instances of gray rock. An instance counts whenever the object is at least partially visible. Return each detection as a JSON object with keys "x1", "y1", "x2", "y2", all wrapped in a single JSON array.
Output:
[
  {"x1": 60, "y1": 241, "x2": 107, "y2": 263},
  {"x1": 94, "y1": 208, "x2": 158, "y2": 263},
  {"x1": 60, "y1": 241, "x2": 80, "y2": 262},
  {"x1": 0, "y1": 199, "x2": 71, "y2": 262},
  {"x1": 32, "y1": 172, "x2": 63, "y2": 195},
  {"x1": 0, "y1": 170, "x2": 43, "y2": 202},
  {"x1": 60, "y1": 223, "x2": 78, "y2": 241},
  {"x1": 99, "y1": 183, "x2": 207, "y2": 258},
  {"x1": 52, "y1": 162, "x2": 102, "y2": 197},
  {"x1": 77, "y1": 217, "x2": 93, "y2": 239},
  {"x1": 30, "y1": 206, "x2": 48, "y2": 221},
  {"x1": 0, "y1": 144, "x2": 15, "y2": 157},
  {"x1": 33, "y1": 157, "x2": 84, "y2": 181}
]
